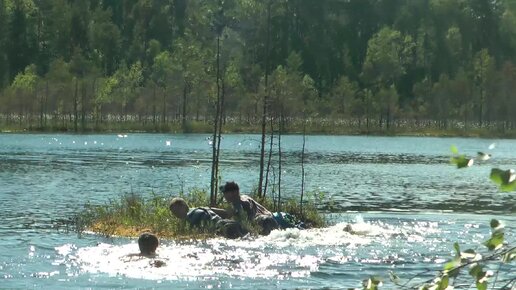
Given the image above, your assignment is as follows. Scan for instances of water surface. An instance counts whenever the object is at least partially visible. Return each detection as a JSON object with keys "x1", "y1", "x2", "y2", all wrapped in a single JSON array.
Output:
[{"x1": 0, "y1": 134, "x2": 514, "y2": 289}]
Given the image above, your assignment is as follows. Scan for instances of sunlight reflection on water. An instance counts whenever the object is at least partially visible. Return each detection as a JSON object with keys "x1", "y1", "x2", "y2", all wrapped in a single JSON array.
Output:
[{"x1": 68, "y1": 219, "x2": 441, "y2": 282}]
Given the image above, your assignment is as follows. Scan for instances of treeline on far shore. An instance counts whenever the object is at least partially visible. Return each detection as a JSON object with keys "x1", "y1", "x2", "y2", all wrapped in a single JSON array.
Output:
[
  {"x1": 2, "y1": 113, "x2": 516, "y2": 138},
  {"x1": 3, "y1": 1, "x2": 516, "y2": 138}
]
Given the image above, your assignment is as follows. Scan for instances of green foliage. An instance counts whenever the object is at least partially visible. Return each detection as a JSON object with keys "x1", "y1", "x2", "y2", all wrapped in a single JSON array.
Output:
[
  {"x1": 365, "y1": 146, "x2": 515, "y2": 289},
  {"x1": 2, "y1": 0, "x2": 516, "y2": 135},
  {"x1": 450, "y1": 145, "x2": 474, "y2": 169},
  {"x1": 362, "y1": 27, "x2": 413, "y2": 85},
  {"x1": 96, "y1": 76, "x2": 118, "y2": 105},
  {"x1": 384, "y1": 219, "x2": 514, "y2": 290},
  {"x1": 490, "y1": 168, "x2": 516, "y2": 192},
  {"x1": 89, "y1": 7, "x2": 121, "y2": 75},
  {"x1": 78, "y1": 189, "x2": 210, "y2": 238},
  {"x1": 450, "y1": 146, "x2": 516, "y2": 192},
  {"x1": 11, "y1": 64, "x2": 37, "y2": 92},
  {"x1": 78, "y1": 188, "x2": 326, "y2": 238},
  {"x1": 330, "y1": 76, "x2": 359, "y2": 118},
  {"x1": 280, "y1": 196, "x2": 326, "y2": 228},
  {"x1": 349, "y1": 276, "x2": 382, "y2": 290},
  {"x1": 483, "y1": 219, "x2": 505, "y2": 251}
]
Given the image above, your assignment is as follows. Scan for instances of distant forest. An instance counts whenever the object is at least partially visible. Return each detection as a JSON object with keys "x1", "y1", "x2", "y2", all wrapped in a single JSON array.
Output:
[{"x1": 2, "y1": 0, "x2": 516, "y2": 133}]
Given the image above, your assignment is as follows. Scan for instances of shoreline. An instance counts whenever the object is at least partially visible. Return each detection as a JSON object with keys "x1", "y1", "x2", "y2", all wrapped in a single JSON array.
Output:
[
  {"x1": 2, "y1": 116, "x2": 516, "y2": 138},
  {"x1": 2, "y1": 126, "x2": 515, "y2": 139}
]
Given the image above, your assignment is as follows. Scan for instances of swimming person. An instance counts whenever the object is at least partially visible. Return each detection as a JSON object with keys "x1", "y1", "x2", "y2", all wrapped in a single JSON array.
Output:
[
  {"x1": 220, "y1": 181, "x2": 279, "y2": 235},
  {"x1": 138, "y1": 232, "x2": 159, "y2": 257},
  {"x1": 123, "y1": 232, "x2": 165, "y2": 267}
]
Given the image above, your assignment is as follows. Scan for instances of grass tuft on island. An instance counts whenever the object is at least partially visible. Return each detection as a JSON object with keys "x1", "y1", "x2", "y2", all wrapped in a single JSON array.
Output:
[{"x1": 76, "y1": 189, "x2": 326, "y2": 239}]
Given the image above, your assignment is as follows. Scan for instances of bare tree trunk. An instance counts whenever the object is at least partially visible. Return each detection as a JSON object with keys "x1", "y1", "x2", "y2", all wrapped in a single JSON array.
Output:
[
  {"x1": 29, "y1": 89, "x2": 36, "y2": 130},
  {"x1": 73, "y1": 78, "x2": 79, "y2": 132},
  {"x1": 210, "y1": 35, "x2": 222, "y2": 206},
  {"x1": 152, "y1": 86, "x2": 156, "y2": 127},
  {"x1": 214, "y1": 77, "x2": 225, "y2": 205},
  {"x1": 263, "y1": 116, "x2": 274, "y2": 198},
  {"x1": 182, "y1": 82, "x2": 188, "y2": 131},
  {"x1": 277, "y1": 111, "x2": 283, "y2": 212},
  {"x1": 479, "y1": 87, "x2": 484, "y2": 128},
  {"x1": 44, "y1": 81, "x2": 48, "y2": 127},
  {"x1": 82, "y1": 79, "x2": 93, "y2": 132},
  {"x1": 365, "y1": 95, "x2": 370, "y2": 134},
  {"x1": 300, "y1": 117, "x2": 306, "y2": 217},
  {"x1": 161, "y1": 90, "x2": 167, "y2": 126},
  {"x1": 258, "y1": 0, "x2": 272, "y2": 198},
  {"x1": 39, "y1": 84, "x2": 44, "y2": 129}
]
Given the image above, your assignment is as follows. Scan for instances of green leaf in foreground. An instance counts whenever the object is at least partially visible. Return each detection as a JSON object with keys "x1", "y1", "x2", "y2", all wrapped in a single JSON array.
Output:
[
  {"x1": 362, "y1": 276, "x2": 382, "y2": 290},
  {"x1": 469, "y1": 263, "x2": 491, "y2": 288},
  {"x1": 476, "y1": 281, "x2": 487, "y2": 290},
  {"x1": 483, "y1": 230, "x2": 504, "y2": 251},
  {"x1": 443, "y1": 257, "x2": 461, "y2": 277},
  {"x1": 489, "y1": 168, "x2": 516, "y2": 191},
  {"x1": 450, "y1": 145, "x2": 473, "y2": 169},
  {"x1": 436, "y1": 274, "x2": 450, "y2": 289},
  {"x1": 451, "y1": 155, "x2": 474, "y2": 168},
  {"x1": 461, "y1": 249, "x2": 481, "y2": 261},
  {"x1": 469, "y1": 263, "x2": 483, "y2": 278},
  {"x1": 450, "y1": 145, "x2": 459, "y2": 155},
  {"x1": 453, "y1": 242, "x2": 460, "y2": 256}
]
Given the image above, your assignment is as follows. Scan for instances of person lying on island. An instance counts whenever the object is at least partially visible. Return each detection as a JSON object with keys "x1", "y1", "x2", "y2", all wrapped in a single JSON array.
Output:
[
  {"x1": 123, "y1": 232, "x2": 166, "y2": 267},
  {"x1": 272, "y1": 211, "x2": 308, "y2": 230},
  {"x1": 220, "y1": 181, "x2": 280, "y2": 235},
  {"x1": 169, "y1": 197, "x2": 248, "y2": 239}
]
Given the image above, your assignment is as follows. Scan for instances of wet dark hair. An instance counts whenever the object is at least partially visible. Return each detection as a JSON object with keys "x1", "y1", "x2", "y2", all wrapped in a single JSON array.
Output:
[
  {"x1": 219, "y1": 181, "x2": 239, "y2": 193},
  {"x1": 138, "y1": 232, "x2": 159, "y2": 255}
]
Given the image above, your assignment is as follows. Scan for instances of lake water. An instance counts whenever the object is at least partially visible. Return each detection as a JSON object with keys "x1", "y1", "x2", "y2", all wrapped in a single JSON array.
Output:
[{"x1": 0, "y1": 133, "x2": 514, "y2": 289}]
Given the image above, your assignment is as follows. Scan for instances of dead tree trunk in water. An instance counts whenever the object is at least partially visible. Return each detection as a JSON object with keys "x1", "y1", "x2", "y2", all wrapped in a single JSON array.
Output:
[
  {"x1": 210, "y1": 35, "x2": 222, "y2": 206},
  {"x1": 39, "y1": 83, "x2": 45, "y2": 128},
  {"x1": 258, "y1": 1, "x2": 272, "y2": 198},
  {"x1": 263, "y1": 116, "x2": 274, "y2": 198},
  {"x1": 214, "y1": 73, "x2": 226, "y2": 204},
  {"x1": 300, "y1": 118, "x2": 306, "y2": 216},
  {"x1": 161, "y1": 90, "x2": 167, "y2": 126},
  {"x1": 277, "y1": 111, "x2": 283, "y2": 212}
]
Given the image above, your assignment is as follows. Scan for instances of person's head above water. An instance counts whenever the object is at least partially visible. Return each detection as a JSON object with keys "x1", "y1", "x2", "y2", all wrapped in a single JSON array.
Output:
[
  {"x1": 138, "y1": 232, "x2": 159, "y2": 256},
  {"x1": 220, "y1": 181, "x2": 240, "y2": 203},
  {"x1": 169, "y1": 197, "x2": 189, "y2": 219}
]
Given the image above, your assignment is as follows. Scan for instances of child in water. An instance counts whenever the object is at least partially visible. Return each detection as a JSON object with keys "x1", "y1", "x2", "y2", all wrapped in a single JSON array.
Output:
[
  {"x1": 138, "y1": 232, "x2": 159, "y2": 257},
  {"x1": 124, "y1": 232, "x2": 165, "y2": 267}
]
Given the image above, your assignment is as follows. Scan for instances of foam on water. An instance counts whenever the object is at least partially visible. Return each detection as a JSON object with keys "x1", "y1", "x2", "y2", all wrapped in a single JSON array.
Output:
[{"x1": 64, "y1": 219, "x2": 440, "y2": 281}]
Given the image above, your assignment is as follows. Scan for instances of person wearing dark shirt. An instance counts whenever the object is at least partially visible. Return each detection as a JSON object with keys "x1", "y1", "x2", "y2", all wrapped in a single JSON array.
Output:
[
  {"x1": 220, "y1": 181, "x2": 279, "y2": 235},
  {"x1": 169, "y1": 197, "x2": 247, "y2": 239}
]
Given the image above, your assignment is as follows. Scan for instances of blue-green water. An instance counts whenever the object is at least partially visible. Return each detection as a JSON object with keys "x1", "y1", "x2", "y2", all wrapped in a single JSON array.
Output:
[{"x1": 0, "y1": 133, "x2": 514, "y2": 289}]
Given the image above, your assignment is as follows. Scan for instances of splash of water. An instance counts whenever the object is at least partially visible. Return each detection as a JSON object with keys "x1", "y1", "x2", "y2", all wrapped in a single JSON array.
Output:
[{"x1": 63, "y1": 219, "x2": 439, "y2": 281}]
